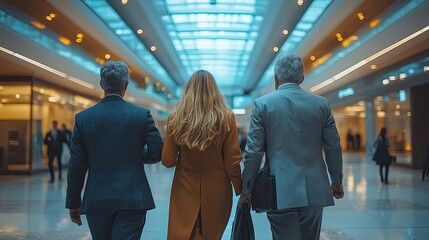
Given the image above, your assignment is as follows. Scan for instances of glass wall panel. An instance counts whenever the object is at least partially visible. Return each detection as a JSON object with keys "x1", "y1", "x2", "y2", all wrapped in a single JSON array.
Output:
[
  {"x1": 31, "y1": 81, "x2": 96, "y2": 171},
  {"x1": 333, "y1": 101, "x2": 366, "y2": 152},
  {"x1": 0, "y1": 81, "x2": 31, "y2": 171},
  {"x1": 374, "y1": 89, "x2": 412, "y2": 165}
]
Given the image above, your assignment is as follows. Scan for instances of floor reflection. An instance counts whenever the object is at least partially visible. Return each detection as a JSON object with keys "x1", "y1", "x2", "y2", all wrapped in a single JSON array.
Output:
[{"x1": 0, "y1": 153, "x2": 428, "y2": 240}]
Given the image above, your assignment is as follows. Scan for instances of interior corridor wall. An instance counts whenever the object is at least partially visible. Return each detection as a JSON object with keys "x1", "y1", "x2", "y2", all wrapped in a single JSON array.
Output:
[{"x1": 411, "y1": 82, "x2": 429, "y2": 169}]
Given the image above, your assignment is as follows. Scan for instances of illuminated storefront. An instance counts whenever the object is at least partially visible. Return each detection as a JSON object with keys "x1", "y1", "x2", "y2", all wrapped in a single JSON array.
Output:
[{"x1": 0, "y1": 77, "x2": 96, "y2": 173}]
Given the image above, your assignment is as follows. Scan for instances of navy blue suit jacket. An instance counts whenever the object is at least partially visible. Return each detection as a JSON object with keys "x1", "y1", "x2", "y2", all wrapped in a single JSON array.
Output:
[{"x1": 65, "y1": 95, "x2": 163, "y2": 214}]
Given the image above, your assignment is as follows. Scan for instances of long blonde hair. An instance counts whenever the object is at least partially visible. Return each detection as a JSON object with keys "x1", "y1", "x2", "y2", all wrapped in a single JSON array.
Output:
[{"x1": 168, "y1": 70, "x2": 232, "y2": 151}]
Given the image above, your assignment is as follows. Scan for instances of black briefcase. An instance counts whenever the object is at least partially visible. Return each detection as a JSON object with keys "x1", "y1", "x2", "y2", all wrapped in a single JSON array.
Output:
[{"x1": 251, "y1": 159, "x2": 277, "y2": 212}]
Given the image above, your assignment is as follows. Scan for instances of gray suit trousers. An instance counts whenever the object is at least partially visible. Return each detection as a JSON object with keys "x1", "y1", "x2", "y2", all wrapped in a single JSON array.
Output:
[
  {"x1": 86, "y1": 209, "x2": 147, "y2": 240},
  {"x1": 267, "y1": 206, "x2": 323, "y2": 240}
]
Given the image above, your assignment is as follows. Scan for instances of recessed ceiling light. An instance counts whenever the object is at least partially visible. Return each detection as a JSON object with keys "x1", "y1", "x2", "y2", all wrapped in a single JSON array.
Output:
[
  {"x1": 297, "y1": 0, "x2": 304, "y2": 6},
  {"x1": 357, "y1": 12, "x2": 364, "y2": 20},
  {"x1": 49, "y1": 13, "x2": 56, "y2": 18},
  {"x1": 137, "y1": 29, "x2": 143, "y2": 34},
  {"x1": 76, "y1": 33, "x2": 83, "y2": 38},
  {"x1": 310, "y1": 56, "x2": 316, "y2": 61},
  {"x1": 46, "y1": 16, "x2": 52, "y2": 21},
  {"x1": 121, "y1": 0, "x2": 128, "y2": 4},
  {"x1": 370, "y1": 64, "x2": 377, "y2": 70},
  {"x1": 59, "y1": 37, "x2": 71, "y2": 45},
  {"x1": 161, "y1": 87, "x2": 166, "y2": 92},
  {"x1": 282, "y1": 29, "x2": 289, "y2": 35},
  {"x1": 105, "y1": 54, "x2": 111, "y2": 59},
  {"x1": 76, "y1": 38, "x2": 82, "y2": 43},
  {"x1": 167, "y1": 93, "x2": 172, "y2": 99},
  {"x1": 273, "y1": 47, "x2": 279, "y2": 52},
  {"x1": 155, "y1": 82, "x2": 161, "y2": 87},
  {"x1": 15, "y1": 93, "x2": 21, "y2": 99},
  {"x1": 382, "y1": 79, "x2": 389, "y2": 85},
  {"x1": 150, "y1": 46, "x2": 157, "y2": 52}
]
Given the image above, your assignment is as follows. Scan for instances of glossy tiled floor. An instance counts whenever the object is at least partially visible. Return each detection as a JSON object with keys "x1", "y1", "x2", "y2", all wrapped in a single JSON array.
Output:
[{"x1": 0, "y1": 153, "x2": 428, "y2": 240}]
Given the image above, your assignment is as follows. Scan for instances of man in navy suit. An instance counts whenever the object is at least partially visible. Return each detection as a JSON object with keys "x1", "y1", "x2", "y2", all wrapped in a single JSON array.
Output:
[
  {"x1": 43, "y1": 120, "x2": 66, "y2": 182},
  {"x1": 66, "y1": 61, "x2": 163, "y2": 240}
]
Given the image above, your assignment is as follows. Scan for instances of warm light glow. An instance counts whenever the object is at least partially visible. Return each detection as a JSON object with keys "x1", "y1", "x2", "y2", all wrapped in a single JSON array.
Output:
[
  {"x1": 40, "y1": 88, "x2": 45, "y2": 93},
  {"x1": 76, "y1": 33, "x2": 83, "y2": 38},
  {"x1": 49, "y1": 13, "x2": 56, "y2": 18},
  {"x1": 389, "y1": 76, "x2": 396, "y2": 81},
  {"x1": 144, "y1": 76, "x2": 150, "y2": 84},
  {"x1": 337, "y1": 36, "x2": 343, "y2": 42},
  {"x1": 46, "y1": 16, "x2": 52, "y2": 21},
  {"x1": 342, "y1": 35, "x2": 359, "y2": 47},
  {"x1": 310, "y1": 25, "x2": 429, "y2": 92},
  {"x1": 359, "y1": 112, "x2": 366, "y2": 118},
  {"x1": 357, "y1": 12, "x2": 364, "y2": 20},
  {"x1": 399, "y1": 73, "x2": 406, "y2": 80},
  {"x1": 407, "y1": 112, "x2": 411, "y2": 117},
  {"x1": 310, "y1": 56, "x2": 316, "y2": 61},
  {"x1": 233, "y1": 109, "x2": 246, "y2": 114},
  {"x1": 59, "y1": 37, "x2": 71, "y2": 45},
  {"x1": 273, "y1": 47, "x2": 279, "y2": 52},
  {"x1": 336, "y1": 33, "x2": 342, "y2": 38},
  {"x1": 283, "y1": 29, "x2": 289, "y2": 35},
  {"x1": 394, "y1": 111, "x2": 400, "y2": 116},
  {"x1": 345, "y1": 106, "x2": 365, "y2": 112},
  {"x1": 396, "y1": 104, "x2": 400, "y2": 109},
  {"x1": 76, "y1": 38, "x2": 82, "y2": 43},
  {"x1": 377, "y1": 111, "x2": 386, "y2": 118},
  {"x1": 31, "y1": 21, "x2": 46, "y2": 29},
  {"x1": 370, "y1": 64, "x2": 377, "y2": 70},
  {"x1": 161, "y1": 86, "x2": 166, "y2": 92},
  {"x1": 382, "y1": 79, "x2": 390, "y2": 85},
  {"x1": 137, "y1": 29, "x2": 143, "y2": 34},
  {"x1": 0, "y1": 86, "x2": 4, "y2": 90},
  {"x1": 369, "y1": 19, "x2": 381, "y2": 28},
  {"x1": 311, "y1": 53, "x2": 332, "y2": 68},
  {"x1": 48, "y1": 97, "x2": 57, "y2": 102},
  {"x1": 15, "y1": 94, "x2": 21, "y2": 99},
  {"x1": 155, "y1": 82, "x2": 161, "y2": 87},
  {"x1": 297, "y1": 0, "x2": 304, "y2": 6},
  {"x1": 104, "y1": 54, "x2": 111, "y2": 59},
  {"x1": 121, "y1": 0, "x2": 128, "y2": 4},
  {"x1": 150, "y1": 46, "x2": 157, "y2": 52}
]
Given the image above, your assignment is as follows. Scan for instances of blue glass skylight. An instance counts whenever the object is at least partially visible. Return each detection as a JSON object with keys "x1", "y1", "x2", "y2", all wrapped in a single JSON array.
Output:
[
  {"x1": 82, "y1": 0, "x2": 176, "y2": 89},
  {"x1": 256, "y1": 0, "x2": 332, "y2": 89},
  {"x1": 158, "y1": 0, "x2": 266, "y2": 87}
]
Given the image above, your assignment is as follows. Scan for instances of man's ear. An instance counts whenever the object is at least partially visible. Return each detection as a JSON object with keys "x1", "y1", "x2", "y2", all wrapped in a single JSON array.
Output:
[{"x1": 274, "y1": 75, "x2": 280, "y2": 90}]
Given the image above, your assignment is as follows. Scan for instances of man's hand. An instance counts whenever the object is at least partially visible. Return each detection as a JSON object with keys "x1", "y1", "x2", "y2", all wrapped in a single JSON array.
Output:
[
  {"x1": 331, "y1": 183, "x2": 344, "y2": 199},
  {"x1": 69, "y1": 208, "x2": 82, "y2": 226},
  {"x1": 238, "y1": 192, "x2": 252, "y2": 209}
]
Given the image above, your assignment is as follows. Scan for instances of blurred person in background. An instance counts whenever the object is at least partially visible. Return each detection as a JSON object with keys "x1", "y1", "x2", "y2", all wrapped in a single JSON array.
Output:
[
  {"x1": 43, "y1": 120, "x2": 66, "y2": 182},
  {"x1": 373, "y1": 127, "x2": 392, "y2": 184}
]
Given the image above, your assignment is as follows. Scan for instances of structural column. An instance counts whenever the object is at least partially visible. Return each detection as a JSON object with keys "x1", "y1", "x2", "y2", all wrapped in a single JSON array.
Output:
[{"x1": 365, "y1": 100, "x2": 376, "y2": 159}]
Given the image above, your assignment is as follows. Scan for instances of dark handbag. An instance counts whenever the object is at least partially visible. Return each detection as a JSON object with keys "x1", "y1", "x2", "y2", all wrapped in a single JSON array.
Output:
[
  {"x1": 251, "y1": 158, "x2": 277, "y2": 212},
  {"x1": 390, "y1": 155, "x2": 397, "y2": 163},
  {"x1": 230, "y1": 204, "x2": 255, "y2": 240}
]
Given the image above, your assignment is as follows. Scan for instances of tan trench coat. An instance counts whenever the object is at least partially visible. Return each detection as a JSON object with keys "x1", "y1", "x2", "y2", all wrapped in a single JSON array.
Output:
[{"x1": 162, "y1": 114, "x2": 242, "y2": 240}]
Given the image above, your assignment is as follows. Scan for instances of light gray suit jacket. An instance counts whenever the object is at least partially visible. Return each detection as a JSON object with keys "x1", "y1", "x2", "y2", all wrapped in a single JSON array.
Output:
[{"x1": 242, "y1": 83, "x2": 343, "y2": 209}]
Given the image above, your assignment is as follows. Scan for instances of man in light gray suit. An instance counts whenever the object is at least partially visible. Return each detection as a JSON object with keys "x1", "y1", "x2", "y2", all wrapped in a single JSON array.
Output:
[
  {"x1": 66, "y1": 61, "x2": 163, "y2": 240},
  {"x1": 240, "y1": 54, "x2": 344, "y2": 240}
]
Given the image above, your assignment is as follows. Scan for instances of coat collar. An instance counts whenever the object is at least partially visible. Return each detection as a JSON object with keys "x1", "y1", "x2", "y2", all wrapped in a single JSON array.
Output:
[
  {"x1": 277, "y1": 83, "x2": 301, "y2": 91},
  {"x1": 101, "y1": 94, "x2": 124, "y2": 102}
]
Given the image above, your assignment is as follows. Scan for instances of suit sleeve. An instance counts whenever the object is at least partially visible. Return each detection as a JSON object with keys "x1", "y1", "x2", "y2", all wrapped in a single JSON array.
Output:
[
  {"x1": 66, "y1": 117, "x2": 89, "y2": 209},
  {"x1": 222, "y1": 114, "x2": 242, "y2": 196},
  {"x1": 143, "y1": 111, "x2": 163, "y2": 164},
  {"x1": 242, "y1": 101, "x2": 266, "y2": 195},
  {"x1": 161, "y1": 115, "x2": 180, "y2": 168},
  {"x1": 321, "y1": 100, "x2": 343, "y2": 185}
]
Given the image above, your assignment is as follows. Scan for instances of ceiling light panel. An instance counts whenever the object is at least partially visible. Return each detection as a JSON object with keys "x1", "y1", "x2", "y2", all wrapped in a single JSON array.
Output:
[{"x1": 158, "y1": 0, "x2": 266, "y2": 87}]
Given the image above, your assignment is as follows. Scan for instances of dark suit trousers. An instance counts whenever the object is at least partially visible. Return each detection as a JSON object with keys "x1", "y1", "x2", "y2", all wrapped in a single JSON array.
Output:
[
  {"x1": 267, "y1": 206, "x2": 323, "y2": 240},
  {"x1": 86, "y1": 209, "x2": 147, "y2": 240},
  {"x1": 48, "y1": 151, "x2": 62, "y2": 180}
]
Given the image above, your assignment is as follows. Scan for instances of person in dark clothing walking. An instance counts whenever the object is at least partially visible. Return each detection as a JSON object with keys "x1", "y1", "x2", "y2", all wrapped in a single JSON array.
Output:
[
  {"x1": 347, "y1": 129, "x2": 354, "y2": 151},
  {"x1": 355, "y1": 132, "x2": 362, "y2": 151},
  {"x1": 373, "y1": 128, "x2": 392, "y2": 184},
  {"x1": 43, "y1": 120, "x2": 66, "y2": 182}
]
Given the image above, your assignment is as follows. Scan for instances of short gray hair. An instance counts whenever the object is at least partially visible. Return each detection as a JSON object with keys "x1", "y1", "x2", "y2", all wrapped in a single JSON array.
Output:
[
  {"x1": 100, "y1": 61, "x2": 129, "y2": 93},
  {"x1": 274, "y1": 54, "x2": 304, "y2": 84}
]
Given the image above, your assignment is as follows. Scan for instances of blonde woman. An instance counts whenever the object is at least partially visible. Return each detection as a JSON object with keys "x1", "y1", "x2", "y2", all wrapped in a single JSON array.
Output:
[{"x1": 162, "y1": 70, "x2": 242, "y2": 240}]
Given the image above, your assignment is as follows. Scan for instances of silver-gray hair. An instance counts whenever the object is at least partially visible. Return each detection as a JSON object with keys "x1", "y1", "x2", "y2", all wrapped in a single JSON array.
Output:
[
  {"x1": 274, "y1": 54, "x2": 304, "y2": 84},
  {"x1": 100, "y1": 61, "x2": 129, "y2": 93}
]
